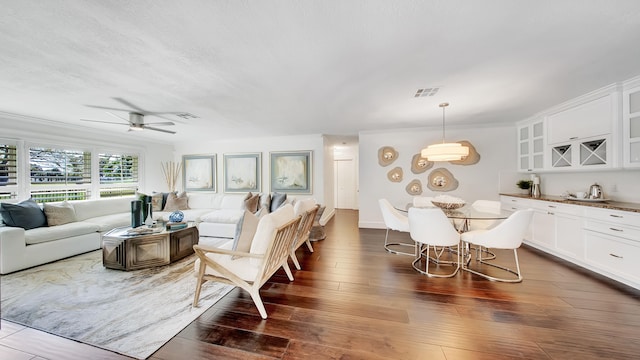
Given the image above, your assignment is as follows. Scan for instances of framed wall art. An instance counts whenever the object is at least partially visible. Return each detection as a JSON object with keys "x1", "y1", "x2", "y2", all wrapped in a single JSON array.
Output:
[
  {"x1": 182, "y1": 154, "x2": 216, "y2": 192},
  {"x1": 223, "y1": 153, "x2": 261, "y2": 193},
  {"x1": 270, "y1": 150, "x2": 312, "y2": 194}
]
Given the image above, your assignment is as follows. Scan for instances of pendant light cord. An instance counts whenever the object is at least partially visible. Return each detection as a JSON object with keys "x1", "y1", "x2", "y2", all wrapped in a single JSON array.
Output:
[{"x1": 439, "y1": 102, "x2": 449, "y2": 144}]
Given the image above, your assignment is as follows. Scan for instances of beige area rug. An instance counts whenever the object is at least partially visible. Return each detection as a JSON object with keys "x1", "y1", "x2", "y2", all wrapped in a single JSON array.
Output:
[{"x1": 0, "y1": 250, "x2": 234, "y2": 359}]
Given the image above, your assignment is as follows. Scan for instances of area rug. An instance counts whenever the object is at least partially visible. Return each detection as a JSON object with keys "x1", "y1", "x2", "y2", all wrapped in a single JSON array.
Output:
[{"x1": 0, "y1": 250, "x2": 234, "y2": 359}]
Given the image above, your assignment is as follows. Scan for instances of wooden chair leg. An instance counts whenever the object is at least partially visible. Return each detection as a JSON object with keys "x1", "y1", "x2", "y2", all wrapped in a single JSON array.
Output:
[
  {"x1": 282, "y1": 262, "x2": 294, "y2": 281},
  {"x1": 290, "y1": 252, "x2": 302, "y2": 270},
  {"x1": 250, "y1": 290, "x2": 268, "y2": 319},
  {"x1": 305, "y1": 240, "x2": 314, "y2": 252},
  {"x1": 192, "y1": 263, "x2": 206, "y2": 307}
]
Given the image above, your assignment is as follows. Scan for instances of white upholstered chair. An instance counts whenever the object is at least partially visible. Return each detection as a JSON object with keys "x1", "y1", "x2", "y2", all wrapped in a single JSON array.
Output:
[
  {"x1": 408, "y1": 207, "x2": 460, "y2": 277},
  {"x1": 468, "y1": 200, "x2": 502, "y2": 231},
  {"x1": 192, "y1": 204, "x2": 301, "y2": 319},
  {"x1": 412, "y1": 196, "x2": 435, "y2": 208},
  {"x1": 461, "y1": 209, "x2": 533, "y2": 283},
  {"x1": 290, "y1": 198, "x2": 320, "y2": 270},
  {"x1": 378, "y1": 198, "x2": 412, "y2": 255}
]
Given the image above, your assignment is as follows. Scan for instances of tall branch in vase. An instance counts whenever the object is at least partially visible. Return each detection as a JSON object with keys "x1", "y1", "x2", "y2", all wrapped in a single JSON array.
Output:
[{"x1": 161, "y1": 161, "x2": 182, "y2": 192}]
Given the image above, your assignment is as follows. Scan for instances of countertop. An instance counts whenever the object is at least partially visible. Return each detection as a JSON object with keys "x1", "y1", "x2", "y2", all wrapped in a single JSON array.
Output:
[{"x1": 500, "y1": 193, "x2": 640, "y2": 213}]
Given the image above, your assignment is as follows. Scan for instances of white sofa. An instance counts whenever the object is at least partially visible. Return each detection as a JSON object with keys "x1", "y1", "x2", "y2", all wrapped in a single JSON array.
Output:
[
  {"x1": 0, "y1": 197, "x2": 133, "y2": 274},
  {"x1": 0, "y1": 192, "x2": 276, "y2": 274}
]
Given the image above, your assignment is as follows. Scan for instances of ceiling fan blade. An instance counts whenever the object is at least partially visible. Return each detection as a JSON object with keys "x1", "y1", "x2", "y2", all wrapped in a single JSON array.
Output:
[
  {"x1": 113, "y1": 97, "x2": 147, "y2": 113},
  {"x1": 85, "y1": 104, "x2": 132, "y2": 112},
  {"x1": 143, "y1": 122, "x2": 175, "y2": 126},
  {"x1": 142, "y1": 126, "x2": 176, "y2": 134},
  {"x1": 106, "y1": 111, "x2": 130, "y2": 123},
  {"x1": 81, "y1": 119, "x2": 129, "y2": 125}
]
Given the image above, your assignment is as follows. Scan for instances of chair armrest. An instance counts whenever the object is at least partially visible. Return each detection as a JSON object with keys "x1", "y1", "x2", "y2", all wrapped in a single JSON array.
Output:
[{"x1": 193, "y1": 244, "x2": 263, "y2": 259}]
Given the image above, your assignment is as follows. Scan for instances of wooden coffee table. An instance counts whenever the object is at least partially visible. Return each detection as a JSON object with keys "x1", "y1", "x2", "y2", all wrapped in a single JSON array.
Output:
[{"x1": 102, "y1": 225, "x2": 199, "y2": 270}]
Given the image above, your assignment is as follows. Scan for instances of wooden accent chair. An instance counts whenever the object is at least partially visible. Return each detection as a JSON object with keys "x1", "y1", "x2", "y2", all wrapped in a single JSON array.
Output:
[
  {"x1": 290, "y1": 199, "x2": 320, "y2": 270},
  {"x1": 192, "y1": 204, "x2": 301, "y2": 319}
]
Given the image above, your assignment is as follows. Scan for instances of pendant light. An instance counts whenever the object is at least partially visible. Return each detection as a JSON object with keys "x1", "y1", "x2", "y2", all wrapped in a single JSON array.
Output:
[{"x1": 421, "y1": 102, "x2": 469, "y2": 161}]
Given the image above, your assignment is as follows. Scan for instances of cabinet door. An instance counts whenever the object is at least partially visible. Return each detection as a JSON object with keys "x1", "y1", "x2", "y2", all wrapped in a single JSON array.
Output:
[
  {"x1": 531, "y1": 210, "x2": 555, "y2": 249},
  {"x1": 517, "y1": 120, "x2": 545, "y2": 172},
  {"x1": 623, "y1": 87, "x2": 640, "y2": 168},
  {"x1": 547, "y1": 95, "x2": 613, "y2": 144},
  {"x1": 555, "y1": 213, "x2": 584, "y2": 260}
]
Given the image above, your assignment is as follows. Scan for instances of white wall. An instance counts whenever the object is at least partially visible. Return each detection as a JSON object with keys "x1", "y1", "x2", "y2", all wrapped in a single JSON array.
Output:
[
  {"x1": 359, "y1": 125, "x2": 516, "y2": 229},
  {"x1": 172, "y1": 133, "x2": 334, "y2": 223}
]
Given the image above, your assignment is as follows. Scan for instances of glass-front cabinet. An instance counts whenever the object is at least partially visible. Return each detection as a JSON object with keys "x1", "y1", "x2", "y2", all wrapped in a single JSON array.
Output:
[
  {"x1": 517, "y1": 119, "x2": 544, "y2": 172},
  {"x1": 623, "y1": 85, "x2": 640, "y2": 168}
]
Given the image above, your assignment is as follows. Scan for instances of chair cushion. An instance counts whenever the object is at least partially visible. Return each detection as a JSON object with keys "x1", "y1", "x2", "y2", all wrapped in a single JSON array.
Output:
[
  {"x1": 0, "y1": 198, "x2": 47, "y2": 230},
  {"x1": 43, "y1": 201, "x2": 77, "y2": 226},
  {"x1": 249, "y1": 204, "x2": 294, "y2": 266},
  {"x1": 293, "y1": 198, "x2": 316, "y2": 216},
  {"x1": 200, "y1": 209, "x2": 245, "y2": 224},
  {"x1": 195, "y1": 252, "x2": 260, "y2": 282}
]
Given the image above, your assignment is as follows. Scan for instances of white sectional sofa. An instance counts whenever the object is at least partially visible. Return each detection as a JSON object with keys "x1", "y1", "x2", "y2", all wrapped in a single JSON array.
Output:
[{"x1": 0, "y1": 192, "x2": 291, "y2": 274}]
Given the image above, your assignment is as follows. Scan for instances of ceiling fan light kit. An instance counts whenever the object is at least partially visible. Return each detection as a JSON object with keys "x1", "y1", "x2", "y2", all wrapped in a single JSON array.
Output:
[{"x1": 421, "y1": 102, "x2": 469, "y2": 162}]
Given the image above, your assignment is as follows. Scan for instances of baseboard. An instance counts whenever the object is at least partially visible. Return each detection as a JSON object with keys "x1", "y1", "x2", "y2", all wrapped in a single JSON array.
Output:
[
  {"x1": 319, "y1": 208, "x2": 335, "y2": 226},
  {"x1": 358, "y1": 221, "x2": 385, "y2": 229}
]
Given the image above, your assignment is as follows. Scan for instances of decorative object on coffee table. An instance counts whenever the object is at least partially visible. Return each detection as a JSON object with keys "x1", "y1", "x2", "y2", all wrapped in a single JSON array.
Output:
[
  {"x1": 169, "y1": 210, "x2": 184, "y2": 223},
  {"x1": 309, "y1": 205, "x2": 326, "y2": 241},
  {"x1": 131, "y1": 200, "x2": 143, "y2": 228}
]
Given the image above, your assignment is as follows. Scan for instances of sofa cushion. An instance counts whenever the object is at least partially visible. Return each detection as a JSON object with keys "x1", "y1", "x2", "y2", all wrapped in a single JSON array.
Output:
[
  {"x1": 249, "y1": 204, "x2": 294, "y2": 266},
  {"x1": 163, "y1": 192, "x2": 189, "y2": 211},
  {"x1": 200, "y1": 209, "x2": 245, "y2": 224},
  {"x1": 43, "y1": 201, "x2": 77, "y2": 226},
  {"x1": 270, "y1": 192, "x2": 287, "y2": 212},
  {"x1": 220, "y1": 194, "x2": 245, "y2": 210},
  {"x1": 25, "y1": 221, "x2": 100, "y2": 245},
  {"x1": 83, "y1": 213, "x2": 131, "y2": 232},
  {"x1": 71, "y1": 197, "x2": 132, "y2": 221},
  {"x1": 0, "y1": 198, "x2": 47, "y2": 230},
  {"x1": 187, "y1": 193, "x2": 216, "y2": 209}
]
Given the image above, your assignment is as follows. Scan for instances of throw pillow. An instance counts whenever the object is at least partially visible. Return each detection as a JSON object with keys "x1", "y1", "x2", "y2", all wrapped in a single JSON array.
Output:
[
  {"x1": 43, "y1": 201, "x2": 76, "y2": 226},
  {"x1": 149, "y1": 192, "x2": 164, "y2": 212},
  {"x1": 163, "y1": 192, "x2": 189, "y2": 211},
  {"x1": 0, "y1": 198, "x2": 48, "y2": 230},
  {"x1": 270, "y1": 192, "x2": 287, "y2": 212},
  {"x1": 259, "y1": 193, "x2": 271, "y2": 214},
  {"x1": 243, "y1": 192, "x2": 260, "y2": 213},
  {"x1": 232, "y1": 210, "x2": 260, "y2": 256}
]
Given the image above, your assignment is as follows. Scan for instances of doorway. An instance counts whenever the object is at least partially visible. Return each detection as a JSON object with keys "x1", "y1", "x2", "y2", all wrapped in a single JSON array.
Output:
[{"x1": 335, "y1": 159, "x2": 358, "y2": 209}]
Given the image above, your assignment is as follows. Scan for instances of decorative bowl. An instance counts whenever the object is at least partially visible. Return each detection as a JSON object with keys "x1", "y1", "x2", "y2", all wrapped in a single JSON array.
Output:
[{"x1": 431, "y1": 201, "x2": 465, "y2": 210}]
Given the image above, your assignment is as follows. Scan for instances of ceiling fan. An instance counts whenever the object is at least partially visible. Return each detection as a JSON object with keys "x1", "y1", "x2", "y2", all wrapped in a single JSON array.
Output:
[{"x1": 81, "y1": 111, "x2": 176, "y2": 134}]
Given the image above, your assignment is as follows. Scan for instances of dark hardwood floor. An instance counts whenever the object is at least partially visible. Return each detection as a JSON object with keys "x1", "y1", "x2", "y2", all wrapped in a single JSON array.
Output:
[{"x1": 2, "y1": 209, "x2": 639, "y2": 359}]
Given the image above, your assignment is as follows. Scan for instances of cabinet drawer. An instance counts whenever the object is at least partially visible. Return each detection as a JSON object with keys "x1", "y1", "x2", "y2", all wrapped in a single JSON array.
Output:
[
  {"x1": 585, "y1": 231, "x2": 640, "y2": 284},
  {"x1": 583, "y1": 220, "x2": 640, "y2": 241},
  {"x1": 583, "y1": 208, "x2": 640, "y2": 227},
  {"x1": 501, "y1": 196, "x2": 534, "y2": 212},
  {"x1": 532, "y1": 201, "x2": 582, "y2": 216}
]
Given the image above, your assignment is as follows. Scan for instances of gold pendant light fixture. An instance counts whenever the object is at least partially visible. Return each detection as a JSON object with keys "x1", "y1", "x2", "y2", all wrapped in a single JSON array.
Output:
[{"x1": 421, "y1": 102, "x2": 469, "y2": 161}]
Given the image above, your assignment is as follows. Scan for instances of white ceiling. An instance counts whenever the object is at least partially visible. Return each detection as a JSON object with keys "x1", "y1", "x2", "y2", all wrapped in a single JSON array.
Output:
[{"x1": 2, "y1": 0, "x2": 640, "y2": 143}]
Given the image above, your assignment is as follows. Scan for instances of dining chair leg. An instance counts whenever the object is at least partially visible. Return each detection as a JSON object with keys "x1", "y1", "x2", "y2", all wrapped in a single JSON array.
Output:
[
  {"x1": 412, "y1": 243, "x2": 459, "y2": 278},
  {"x1": 384, "y1": 228, "x2": 414, "y2": 256},
  {"x1": 462, "y1": 247, "x2": 523, "y2": 283}
]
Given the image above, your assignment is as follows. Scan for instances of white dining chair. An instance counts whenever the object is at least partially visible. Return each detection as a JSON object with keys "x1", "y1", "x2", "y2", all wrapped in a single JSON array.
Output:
[
  {"x1": 408, "y1": 207, "x2": 460, "y2": 277},
  {"x1": 461, "y1": 209, "x2": 533, "y2": 283},
  {"x1": 469, "y1": 200, "x2": 502, "y2": 231},
  {"x1": 412, "y1": 196, "x2": 435, "y2": 207},
  {"x1": 378, "y1": 198, "x2": 412, "y2": 255}
]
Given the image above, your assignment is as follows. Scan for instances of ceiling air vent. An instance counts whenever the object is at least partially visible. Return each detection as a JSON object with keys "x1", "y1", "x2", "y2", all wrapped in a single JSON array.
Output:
[
  {"x1": 414, "y1": 87, "x2": 440, "y2": 97},
  {"x1": 175, "y1": 113, "x2": 199, "y2": 119}
]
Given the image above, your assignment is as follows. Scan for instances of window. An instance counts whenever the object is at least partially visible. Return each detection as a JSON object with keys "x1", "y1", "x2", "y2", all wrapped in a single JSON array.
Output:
[
  {"x1": 0, "y1": 142, "x2": 17, "y2": 200},
  {"x1": 29, "y1": 147, "x2": 92, "y2": 202},
  {"x1": 99, "y1": 153, "x2": 139, "y2": 198}
]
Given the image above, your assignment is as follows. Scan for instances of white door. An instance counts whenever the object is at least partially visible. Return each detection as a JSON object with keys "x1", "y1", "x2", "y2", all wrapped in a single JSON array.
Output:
[{"x1": 335, "y1": 159, "x2": 357, "y2": 209}]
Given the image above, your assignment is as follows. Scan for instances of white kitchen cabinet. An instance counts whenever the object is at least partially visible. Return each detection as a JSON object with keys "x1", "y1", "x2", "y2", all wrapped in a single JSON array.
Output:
[
  {"x1": 622, "y1": 84, "x2": 640, "y2": 168},
  {"x1": 517, "y1": 119, "x2": 545, "y2": 172},
  {"x1": 500, "y1": 196, "x2": 639, "y2": 289},
  {"x1": 547, "y1": 94, "x2": 614, "y2": 145}
]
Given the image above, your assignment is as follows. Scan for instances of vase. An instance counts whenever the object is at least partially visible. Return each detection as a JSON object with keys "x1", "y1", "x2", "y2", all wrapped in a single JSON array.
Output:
[{"x1": 131, "y1": 200, "x2": 143, "y2": 228}]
